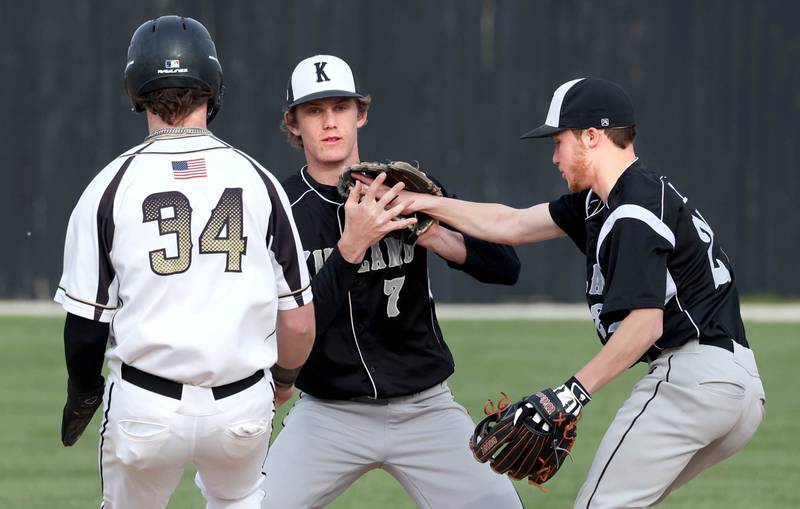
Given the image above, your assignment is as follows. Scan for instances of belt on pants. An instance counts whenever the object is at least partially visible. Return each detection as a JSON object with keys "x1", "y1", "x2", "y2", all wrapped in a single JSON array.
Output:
[
  {"x1": 121, "y1": 363, "x2": 264, "y2": 400},
  {"x1": 699, "y1": 337, "x2": 735, "y2": 353},
  {"x1": 646, "y1": 337, "x2": 736, "y2": 363}
]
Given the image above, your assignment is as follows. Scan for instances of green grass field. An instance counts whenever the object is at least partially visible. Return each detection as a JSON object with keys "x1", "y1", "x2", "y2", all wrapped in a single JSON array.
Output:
[{"x1": 1, "y1": 317, "x2": 796, "y2": 508}]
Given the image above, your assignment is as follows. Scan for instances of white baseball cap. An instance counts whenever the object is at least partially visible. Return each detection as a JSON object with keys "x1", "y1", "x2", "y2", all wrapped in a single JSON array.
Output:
[{"x1": 286, "y1": 55, "x2": 365, "y2": 108}]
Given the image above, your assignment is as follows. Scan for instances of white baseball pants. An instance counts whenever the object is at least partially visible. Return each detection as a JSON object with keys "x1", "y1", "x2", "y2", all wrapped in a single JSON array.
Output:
[{"x1": 99, "y1": 364, "x2": 274, "y2": 508}]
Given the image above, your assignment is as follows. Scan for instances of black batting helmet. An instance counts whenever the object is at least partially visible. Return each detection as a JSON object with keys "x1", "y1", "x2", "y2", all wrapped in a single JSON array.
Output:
[{"x1": 124, "y1": 15, "x2": 224, "y2": 123}]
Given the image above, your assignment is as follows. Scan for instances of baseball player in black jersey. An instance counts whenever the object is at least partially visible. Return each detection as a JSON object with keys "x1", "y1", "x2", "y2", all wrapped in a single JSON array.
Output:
[
  {"x1": 362, "y1": 77, "x2": 766, "y2": 508},
  {"x1": 260, "y1": 55, "x2": 523, "y2": 508},
  {"x1": 55, "y1": 16, "x2": 314, "y2": 507}
]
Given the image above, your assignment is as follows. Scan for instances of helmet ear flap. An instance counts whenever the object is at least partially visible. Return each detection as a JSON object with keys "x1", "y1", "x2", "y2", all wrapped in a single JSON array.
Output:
[
  {"x1": 207, "y1": 80, "x2": 225, "y2": 123},
  {"x1": 124, "y1": 15, "x2": 224, "y2": 122}
]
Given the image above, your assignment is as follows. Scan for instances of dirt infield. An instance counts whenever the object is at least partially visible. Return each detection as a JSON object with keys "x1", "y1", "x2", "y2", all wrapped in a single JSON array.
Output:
[{"x1": 3, "y1": 300, "x2": 799, "y2": 322}]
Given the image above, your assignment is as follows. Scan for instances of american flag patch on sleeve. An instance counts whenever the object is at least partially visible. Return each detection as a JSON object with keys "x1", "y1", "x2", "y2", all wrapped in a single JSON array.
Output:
[{"x1": 172, "y1": 158, "x2": 207, "y2": 180}]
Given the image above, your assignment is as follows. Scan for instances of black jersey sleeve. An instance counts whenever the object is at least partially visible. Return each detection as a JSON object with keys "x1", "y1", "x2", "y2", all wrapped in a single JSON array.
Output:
[
  {"x1": 600, "y1": 215, "x2": 675, "y2": 318},
  {"x1": 549, "y1": 190, "x2": 590, "y2": 253},
  {"x1": 445, "y1": 234, "x2": 520, "y2": 285}
]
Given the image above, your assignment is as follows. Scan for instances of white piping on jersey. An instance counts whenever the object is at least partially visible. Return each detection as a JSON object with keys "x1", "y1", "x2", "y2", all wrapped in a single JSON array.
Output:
[
  {"x1": 347, "y1": 292, "x2": 378, "y2": 399},
  {"x1": 210, "y1": 134, "x2": 232, "y2": 148},
  {"x1": 595, "y1": 204, "x2": 676, "y2": 264},
  {"x1": 664, "y1": 259, "x2": 701, "y2": 339},
  {"x1": 667, "y1": 182, "x2": 689, "y2": 204},
  {"x1": 426, "y1": 269, "x2": 443, "y2": 346},
  {"x1": 291, "y1": 189, "x2": 316, "y2": 207},
  {"x1": 299, "y1": 166, "x2": 343, "y2": 206},
  {"x1": 673, "y1": 289, "x2": 701, "y2": 339},
  {"x1": 584, "y1": 190, "x2": 606, "y2": 220},
  {"x1": 546, "y1": 78, "x2": 585, "y2": 127},
  {"x1": 662, "y1": 178, "x2": 700, "y2": 338},
  {"x1": 665, "y1": 270, "x2": 677, "y2": 304},
  {"x1": 693, "y1": 208, "x2": 709, "y2": 224},
  {"x1": 57, "y1": 286, "x2": 118, "y2": 310},
  {"x1": 319, "y1": 178, "x2": 378, "y2": 399}
]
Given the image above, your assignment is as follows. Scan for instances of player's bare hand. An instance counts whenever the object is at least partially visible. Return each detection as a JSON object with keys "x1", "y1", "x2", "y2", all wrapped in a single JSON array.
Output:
[
  {"x1": 352, "y1": 172, "x2": 422, "y2": 214},
  {"x1": 274, "y1": 385, "x2": 294, "y2": 408},
  {"x1": 338, "y1": 174, "x2": 417, "y2": 263}
]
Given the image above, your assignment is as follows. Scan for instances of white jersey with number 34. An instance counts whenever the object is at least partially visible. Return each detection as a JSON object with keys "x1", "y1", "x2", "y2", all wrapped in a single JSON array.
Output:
[{"x1": 55, "y1": 135, "x2": 312, "y2": 386}]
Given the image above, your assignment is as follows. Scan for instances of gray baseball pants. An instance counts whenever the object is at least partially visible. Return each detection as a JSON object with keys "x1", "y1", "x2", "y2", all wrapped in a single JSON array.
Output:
[
  {"x1": 262, "y1": 382, "x2": 522, "y2": 508},
  {"x1": 574, "y1": 339, "x2": 765, "y2": 508}
]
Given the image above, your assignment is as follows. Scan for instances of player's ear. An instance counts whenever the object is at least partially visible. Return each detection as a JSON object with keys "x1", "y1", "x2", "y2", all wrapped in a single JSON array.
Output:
[
  {"x1": 356, "y1": 106, "x2": 368, "y2": 128},
  {"x1": 284, "y1": 111, "x2": 301, "y2": 136},
  {"x1": 585, "y1": 128, "x2": 601, "y2": 148}
]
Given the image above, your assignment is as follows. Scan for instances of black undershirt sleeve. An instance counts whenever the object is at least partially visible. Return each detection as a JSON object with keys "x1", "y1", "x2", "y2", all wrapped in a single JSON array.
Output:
[{"x1": 64, "y1": 312, "x2": 108, "y2": 392}]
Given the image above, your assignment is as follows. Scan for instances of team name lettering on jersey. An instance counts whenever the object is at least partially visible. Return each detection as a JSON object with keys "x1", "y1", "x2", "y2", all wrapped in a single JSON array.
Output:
[
  {"x1": 588, "y1": 263, "x2": 605, "y2": 296},
  {"x1": 305, "y1": 237, "x2": 416, "y2": 276},
  {"x1": 589, "y1": 303, "x2": 607, "y2": 339}
]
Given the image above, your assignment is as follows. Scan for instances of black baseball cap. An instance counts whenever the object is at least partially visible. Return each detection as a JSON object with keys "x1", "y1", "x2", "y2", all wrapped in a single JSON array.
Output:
[
  {"x1": 286, "y1": 55, "x2": 365, "y2": 109},
  {"x1": 520, "y1": 77, "x2": 635, "y2": 139}
]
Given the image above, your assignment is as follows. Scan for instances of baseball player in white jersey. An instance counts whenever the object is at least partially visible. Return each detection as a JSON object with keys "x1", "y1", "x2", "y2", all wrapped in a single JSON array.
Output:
[{"x1": 55, "y1": 16, "x2": 314, "y2": 508}]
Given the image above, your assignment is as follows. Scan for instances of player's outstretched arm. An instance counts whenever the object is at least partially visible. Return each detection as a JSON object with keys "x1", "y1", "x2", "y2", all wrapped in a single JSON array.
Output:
[
  {"x1": 350, "y1": 173, "x2": 564, "y2": 245},
  {"x1": 275, "y1": 303, "x2": 315, "y2": 370},
  {"x1": 412, "y1": 196, "x2": 564, "y2": 246}
]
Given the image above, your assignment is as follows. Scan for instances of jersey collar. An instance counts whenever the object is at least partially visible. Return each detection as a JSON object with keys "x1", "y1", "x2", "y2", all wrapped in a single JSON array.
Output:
[
  {"x1": 300, "y1": 166, "x2": 344, "y2": 205},
  {"x1": 602, "y1": 157, "x2": 641, "y2": 206}
]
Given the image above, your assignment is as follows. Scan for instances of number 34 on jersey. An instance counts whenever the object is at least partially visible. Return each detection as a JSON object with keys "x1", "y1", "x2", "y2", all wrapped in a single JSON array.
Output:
[{"x1": 142, "y1": 187, "x2": 247, "y2": 276}]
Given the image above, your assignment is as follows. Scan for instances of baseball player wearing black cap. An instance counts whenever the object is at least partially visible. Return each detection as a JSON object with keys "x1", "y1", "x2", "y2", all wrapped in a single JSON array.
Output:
[
  {"x1": 54, "y1": 16, "x2": 314, "y2": 507},
  {"x1": 260, "y1": 55, "x2": 523, "y2": 508},
  {"x1": 364, "y1": 77, "x2": 766, "y2": 508}
]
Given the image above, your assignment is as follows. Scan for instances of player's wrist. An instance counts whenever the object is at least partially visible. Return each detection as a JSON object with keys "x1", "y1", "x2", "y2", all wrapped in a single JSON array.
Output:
[
  {"x1": 409, "y1": 192, "x2": 436, "y2": 214},
  {"x1": 270, "y1": 364, "x2": 301, "y2": 389},
  {"x1": 555, "y1": 376, "x2": 592, "y2": 416},
  {"x1": 337, "y1": 235, "x2": 367, "y2": 264}
]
